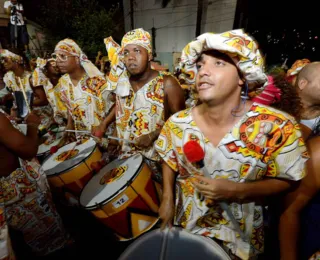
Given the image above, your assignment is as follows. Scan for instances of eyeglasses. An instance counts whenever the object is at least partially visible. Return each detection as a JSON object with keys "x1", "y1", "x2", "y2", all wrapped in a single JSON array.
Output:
[{"x1": 51, "y1": 53, "x2": 77, "y2": 62}]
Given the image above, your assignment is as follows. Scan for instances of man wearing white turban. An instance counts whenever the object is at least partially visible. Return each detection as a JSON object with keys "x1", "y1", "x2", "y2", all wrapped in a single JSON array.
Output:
[{"x1": 155, "y1": 29, "x2": 308, "y2": 259}]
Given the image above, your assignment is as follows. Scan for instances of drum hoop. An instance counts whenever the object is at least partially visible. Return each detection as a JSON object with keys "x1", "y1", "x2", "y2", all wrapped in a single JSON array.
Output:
[
  {"x1": 37, "y1": 150, "x2": 50, "y2": 157},
  {"x1": 81, "y1": 154, "x2": 145, "y2": 210},
  {"x1": 42, "y1": 143, "x2": 98, "y2": 177},
  {"x1": 118, "y1": 227, "x2": 232, "y2": 260},
  {"x1": 37, "y1": 128, "x2": 65, "y2": 155}
]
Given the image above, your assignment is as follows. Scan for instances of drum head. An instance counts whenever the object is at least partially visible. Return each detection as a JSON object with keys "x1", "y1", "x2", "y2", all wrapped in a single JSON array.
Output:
[
  {"x1": 41, "y1": 138, "x2": 96, "y2": 176},
  {"x1": 118, "y1": 227, "x2": 231, "y2": 260},
  {"x1": 37, "y1": 127, "x2": 65, "y2": 155},
  {"x1": 80, "y1": 154, "x2": 143, "y2": 209}
]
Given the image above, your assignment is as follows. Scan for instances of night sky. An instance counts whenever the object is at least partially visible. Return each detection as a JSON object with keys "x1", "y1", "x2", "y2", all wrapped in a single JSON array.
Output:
[
  {"x1": 21, "y1": 0, "x2": 319, "y2": 67},
  {"x1": 244, "y1": 0, "x2": 320, "y2": 66}
]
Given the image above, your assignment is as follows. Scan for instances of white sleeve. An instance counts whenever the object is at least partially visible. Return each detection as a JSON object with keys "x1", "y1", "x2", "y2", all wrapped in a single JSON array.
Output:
[
  {"x1": 19, "y1": 3, "x2": 23, "y2": 11},
  {"x1": 3, "y1": 1, "x2": 12, "y2": 8}
]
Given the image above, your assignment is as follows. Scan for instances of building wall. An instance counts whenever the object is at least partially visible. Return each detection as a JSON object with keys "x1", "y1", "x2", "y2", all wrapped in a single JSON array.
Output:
[{"x1": 123, "y1": 0, "x2": 237, "y2": 71}]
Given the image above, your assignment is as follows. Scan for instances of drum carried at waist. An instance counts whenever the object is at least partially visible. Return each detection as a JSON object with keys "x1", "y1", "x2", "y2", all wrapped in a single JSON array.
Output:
[
  {"x1": 80, "y1": 153, "x2": 161, "y2": 241},
  {"x1": 118, "y1": 227, "x2": 231, "y2": 260},
  {"x1": 37, "y1": 127, "x2": 65, "y2": 163},
  {"x1": 41, "y1": 138, "x2": 102, "y2": 204}
]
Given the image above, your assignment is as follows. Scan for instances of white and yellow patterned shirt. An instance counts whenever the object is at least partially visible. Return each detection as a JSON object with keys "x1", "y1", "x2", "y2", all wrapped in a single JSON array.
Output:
[
  {"x1": 4, "y1": 71, "x2": 32, "y2": 92},
  {"x1": 54, "y1": 73, "x2": 113, "y2": 132},
  {"x1": 155, "y1": 103, "x2": 308, "y2": 259},
  {"x1": 111, "y1": 71, "x2": 167, "y2": 160},
  {"x1": 4, "y1": 70, "x2": 54, "y2": 130}
]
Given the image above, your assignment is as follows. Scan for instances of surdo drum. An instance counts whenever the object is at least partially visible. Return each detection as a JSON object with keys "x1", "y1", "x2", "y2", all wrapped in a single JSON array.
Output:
[
  {"x1": 41, "y1": 138, "x2": 102, "y2": 203},
  {"x1": 80, "y1": 154, "x2": 161, "y2": 241}
]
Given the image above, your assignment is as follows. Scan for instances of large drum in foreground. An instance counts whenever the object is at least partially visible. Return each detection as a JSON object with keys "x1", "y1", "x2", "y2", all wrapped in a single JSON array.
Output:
[
  {"x1": 80, "y1": 154, "x2": 161, "y2": 241},
  {"x1": 118, "y1": 227, "x2": 231, "y2": 260},
  {"x1": 41, "y1": 138, "x2": 101, "y2": 199}
]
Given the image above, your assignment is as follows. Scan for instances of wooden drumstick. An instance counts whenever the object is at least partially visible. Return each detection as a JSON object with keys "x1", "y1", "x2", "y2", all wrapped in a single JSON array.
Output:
[
  {"x1": 17, "y1": 77, "x2": 31, "y2": 113},
  {"x1": 159, "y1": 227, "x2": 170, "y2": 260},
  {"x1": 64, "y1": 130, "x2": 136, "y2": 144}
]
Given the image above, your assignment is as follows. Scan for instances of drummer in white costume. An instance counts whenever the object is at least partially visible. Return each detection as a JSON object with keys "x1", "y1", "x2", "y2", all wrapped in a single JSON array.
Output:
[
  {"x1": 52, "y1": 39, "x2": 115, "y2": 141},
  {"x1": 155, "y1": 29, "x2": 307, "y2": 259},
  {"x1": 0, "y1": 49, "x2": 54, "y2": 132},
  {"x1": 102, "y1": 29, "x2": 185, "y2": 179}
]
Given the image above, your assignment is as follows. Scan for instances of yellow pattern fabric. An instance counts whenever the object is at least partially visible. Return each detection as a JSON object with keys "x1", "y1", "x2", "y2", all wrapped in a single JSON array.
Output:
[
  {"x1": 0, "y1": 49, "x2": 23, "y2": 64},
  {"x1": 114, "y1": 71, "x2": 166, "y2": 161},
  {"x1": 104, "y1": 37, "x2": 125, "y2": 91},
  {"x1": 104, "y1": 28, "x2": 152, "y2": 91},
  {"x1": 0, "y1": 109, "x2": 69, "y2": 256},
  {"x1": 3, "y1": 70, "x2": 54, "y2": 131},
  {"x1": 31, "y1": 65, "x2": 63, "y2": 127},
  {"x1": 121, "y1": 28, "x2": 152, "y2": 54},
  {"x1": 0, "y1": 210, "x2": 15, "y2": 260},
  {"x1": 55, "y1": 39, "x2": 103, "y2": 78},
  {"x1": 287, "y1": 58, "x2": 311, "y2": 76},
  {"x1": 155, "y1": 103, "x2": 308, "y2": 259},
  {"x1": 32, "y1": 63, "x2": 55, "y2": 108},
  {"x1": 54, "y1": 73, "x2": 113, "y2": 132},
  {"x1": 3, "y1": 71, "x2": 32, "y2": 92}
]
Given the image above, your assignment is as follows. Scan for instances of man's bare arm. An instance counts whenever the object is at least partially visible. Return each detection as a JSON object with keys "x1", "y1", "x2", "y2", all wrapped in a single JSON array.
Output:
[
  {"x1": 0, "y1": 113, "x2": 39, "y2": 160},
  {"x1": 279, "y1": 137, "x2": 320, "y2": 260},
  {"x1": 164, "y1": 75, "x2": 185, "y2": 120}
]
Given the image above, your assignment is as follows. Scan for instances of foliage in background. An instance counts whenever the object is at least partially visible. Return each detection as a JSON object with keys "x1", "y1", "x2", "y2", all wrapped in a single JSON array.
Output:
[{"x1": 37, "y1": 0, "x2": 119, "y2": 58}]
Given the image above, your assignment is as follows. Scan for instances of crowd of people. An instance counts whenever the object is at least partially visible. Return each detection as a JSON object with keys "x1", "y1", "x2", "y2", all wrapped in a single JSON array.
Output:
[{"x1": 0, "y1": 26, "x2": 319, "y2": 260}]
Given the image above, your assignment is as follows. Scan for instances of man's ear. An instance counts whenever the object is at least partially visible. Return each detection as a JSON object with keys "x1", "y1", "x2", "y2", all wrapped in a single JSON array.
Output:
[
  {"x1": 238, "y1": 77, "x2": 245, "y2": 87},
  {"x1": 148, "y1": 52, "x2": 153, "y2": 62},
  {"x1": 297, "y1": 77, "x2": 308, "y2": 90}
]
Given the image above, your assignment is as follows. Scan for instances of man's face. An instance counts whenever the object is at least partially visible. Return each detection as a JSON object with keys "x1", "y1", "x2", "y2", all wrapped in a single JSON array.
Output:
[
  {"x1": 47, "y1": 60, "x2": 60, "y2": 76},
  {"x1": 123, "y1": 44, "x2": 149, "y2": 75},
  {"x1": 2, "y1": 57, "x2": 14, "y2": 71},
  {"x1": 195, "y1": 50, "x2": 243, "y2": 105},
  {"x1": 10, "y1": 0, "x2": 18, "y2": 5},
  {"x1": 55, "y1": 50, "x2": 79, "y2": 74}
]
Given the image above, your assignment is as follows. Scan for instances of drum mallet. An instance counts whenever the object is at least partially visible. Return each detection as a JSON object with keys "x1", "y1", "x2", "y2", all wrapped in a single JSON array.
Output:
[{"x1": 65, "y1": 130, "x2": 136, "y2": 144}]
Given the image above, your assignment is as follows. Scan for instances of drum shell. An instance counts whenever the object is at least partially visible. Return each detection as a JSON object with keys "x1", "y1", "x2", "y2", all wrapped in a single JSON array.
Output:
[
  {"x1": 47, "y1": 145, "x2": 102, "y2": 197},
  {"x1": 82, "y1": 160, "x2": 161, "y2": 241}
]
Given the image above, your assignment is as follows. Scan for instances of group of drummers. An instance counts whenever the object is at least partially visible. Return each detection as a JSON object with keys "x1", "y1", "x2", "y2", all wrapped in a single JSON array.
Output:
[{"x1": 0, "y1": 27, "x2": 319, "y2": 260}]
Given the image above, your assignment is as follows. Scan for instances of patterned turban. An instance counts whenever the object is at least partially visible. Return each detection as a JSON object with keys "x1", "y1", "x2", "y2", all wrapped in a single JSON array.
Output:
[
  {"x1": 287, "y1": 59, "x2": 311, "y2": 77},
  {"x1": 104, "y1": 28, "x2": 152, "y2": 91},
  {"x1": 36, "y1": 58, "x2": 47, "y2": 69},
  {"x1": 0, "y1": 49, "x2": 23, "y2": 64},
  {"x1": 121, "y1": 28, "x2": 152, "y2": 54},
  {"x1": 179, "y1": 29, "x2": 268, "y2": 90},
  {"x1": 54, "y1": 38, "x2": 103, "y2": 78}
]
